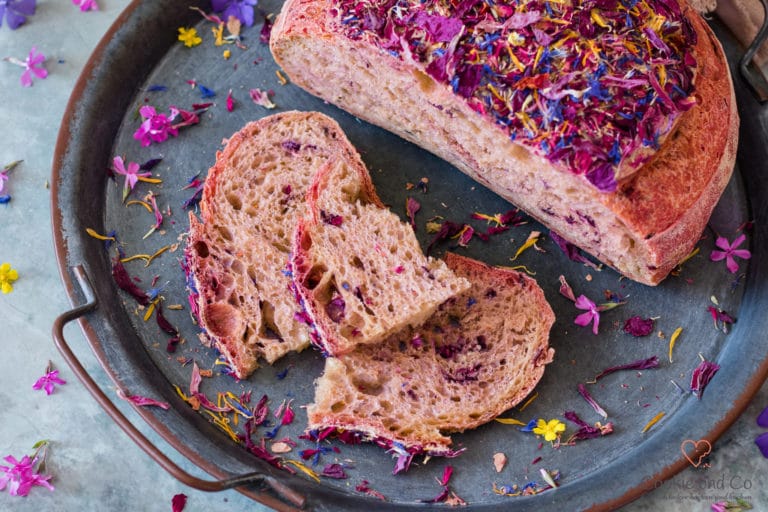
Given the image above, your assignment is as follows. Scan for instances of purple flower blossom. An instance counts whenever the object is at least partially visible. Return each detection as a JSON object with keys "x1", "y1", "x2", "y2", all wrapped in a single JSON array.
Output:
[
  {"x1": 32, "y1": 367, "x2": 66, "y2": 395},
  {"x1": 133, "y1": 105, "x2": 179, "y2": 147},
  {"x1": 0, "y1": 445, "x2": 54, "y2": 497},
  {"x1": 574, "y1": 294, "x2": 600, "y2": 334},
  {"x1": 690, "y1": 359, "x2": 720, "y2": 399},
  {"x1": 710, "y1": 234, "x2": 751, "y2": 274},
  {"x1": 0, "y1": 0, "x2": 36, "y2": 30},
  {"x1": 211, "y1": 0, "x2": 258, "y2": 27},
  {"x1": 72, "y1": 0, "x2": 97, "y2": 11}
]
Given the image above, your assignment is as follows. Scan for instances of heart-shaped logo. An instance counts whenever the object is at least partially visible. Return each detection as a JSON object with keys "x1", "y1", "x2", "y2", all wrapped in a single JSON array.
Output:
[{"x1": 680, "y1": 439, "x2": 712, "y2": 467}]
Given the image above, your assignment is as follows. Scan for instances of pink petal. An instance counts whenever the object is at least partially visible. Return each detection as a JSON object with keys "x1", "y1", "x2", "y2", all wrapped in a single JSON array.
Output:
[
  {"x1": 574, "y1": 294, "x2": 596, "y2": 312},
  {"x1": 709, "y1": 250, "x2": 726, "y2": 262},
  {"x1": 714, "y1": 236, "x2": 732, "y2": 251},
  {"x1": 731, "y1": 249, "x2": 751, "y2": 260},
  {"x1": 731, "y1": 233, "x2": 747, "y2": 248},
  {"x1": 32, "y1": 67, "x2": 48, "y2": 79},
  {"x1": 725, "y1": 256, "x2": 739, "y2": 274},
  {"x1": 20, "y1": 70, "x2": 33, "y2": 87},
  {"x1": 574, "y1": 311, "x2": 594, "y2": 327}
]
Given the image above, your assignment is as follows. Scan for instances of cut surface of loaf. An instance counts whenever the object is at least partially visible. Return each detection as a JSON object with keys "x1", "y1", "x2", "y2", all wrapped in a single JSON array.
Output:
[
  {"x1": 270, "y1": 0, "x2": 739, "y2": 285},
  {"x1": 291, "y1": 160, "x2": 471, "y2": 356},
  {"x1": 185, "y1": 111, "x2": 376, "y2": 378},
  {"x1": 307, "y1": 252, "x2": 555, "y2": 453}
]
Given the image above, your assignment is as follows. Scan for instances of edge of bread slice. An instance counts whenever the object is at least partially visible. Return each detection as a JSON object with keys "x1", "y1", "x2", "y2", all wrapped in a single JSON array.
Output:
[
  {"x1": 291, "y1": 160, "x2": 472, "y2": 356},
  {"x1": 306, "y1": 252, "x2": 555, "y2": 454},
  {"x1": 184, "y1": 111, "x2": 376, "y2": 378}
]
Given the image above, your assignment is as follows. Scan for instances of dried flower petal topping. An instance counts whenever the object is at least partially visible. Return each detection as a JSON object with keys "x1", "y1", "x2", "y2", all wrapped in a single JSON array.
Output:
[
  {"x1": 710, "y1": 234, "x2": 751, "y2": 274},
  {"x1": 623, "y1": 316, "x2": 655, "y2": 337},
  {"x1": 0, "y1": 0, "x2": 37, "y2": 30},
  {"x1": 690, "y1": 358, "x2": 720, "y2": 399},
  {"x1": 337, "y1": 0, "x2": 697, "y2": 191},
  {"x1": 711, "y1": 498, "x2": 754, "y2": 512},
  {"x1": 0, "y1": 441, "x2": 54, "y2": 497},
  {"x1": 593, "y1": 355, "x2": 660, "y2": 381},
  {"x1": 0, "y1": 262, "x2": 19, "y2": 294},
  {"x1": 32, "y1": 362, "x2": 66, "y2": 395}
]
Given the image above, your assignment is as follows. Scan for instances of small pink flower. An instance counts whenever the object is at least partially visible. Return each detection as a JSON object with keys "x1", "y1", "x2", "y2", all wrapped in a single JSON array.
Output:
[
  {"x1": 0, "y1": 454, "x2": 54, "y2": 497},
  {"x1": 32, "y1": 368, "x2": 66, "y2": 395},
  {"x1": 133, "y1": 105, "x2": 179, "y2": 147},
  {"x1": 112, "y1": 156, "x2": 149, "y2": 191},
  {"x1": 4, "y1": 47, "x2": 48, "y2": 87},
  {"x1": 72, "y1": 0, "x2": 98, "y2": 11},
  {"x1": 574, "y1": 294, "x2": 600, "y2": 335},
  {"x1": 710, "y1": 234, "x2": 751, "y2": 273}
]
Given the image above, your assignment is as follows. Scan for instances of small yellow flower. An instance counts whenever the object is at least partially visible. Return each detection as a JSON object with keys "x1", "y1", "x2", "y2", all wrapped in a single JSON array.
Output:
[
  {"x1": 178, "y1": 27, "x2": 202, "y2": 48},
  {"x1": 533, "y1": 418, "x2": 566, "y2": 442},
  {"x1": 0, "y1": 262, "x2": 19, "y2": 294}
]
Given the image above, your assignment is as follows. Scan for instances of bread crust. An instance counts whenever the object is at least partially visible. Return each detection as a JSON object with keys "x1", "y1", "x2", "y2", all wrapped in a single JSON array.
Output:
[{"x1": 271, "y1": 0, "x2": 738, "y2": 285}]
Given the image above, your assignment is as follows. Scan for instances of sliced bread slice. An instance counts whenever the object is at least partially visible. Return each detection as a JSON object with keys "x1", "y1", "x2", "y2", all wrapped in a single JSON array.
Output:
[
  {"x1": 306, "y1": 252, "x2": 555, "y2": 453},
  {"x1": 291, "y1": 160, "x2": 471, "y2": 356},
  {"x1": 184, "y1": 111, "x2": 377, "y2": 379}
]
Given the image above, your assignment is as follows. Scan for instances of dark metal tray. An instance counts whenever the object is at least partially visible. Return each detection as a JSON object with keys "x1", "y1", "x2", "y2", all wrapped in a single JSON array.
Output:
[{"x1": 51, "y1": 1, "x2": 768, "y2": 510}]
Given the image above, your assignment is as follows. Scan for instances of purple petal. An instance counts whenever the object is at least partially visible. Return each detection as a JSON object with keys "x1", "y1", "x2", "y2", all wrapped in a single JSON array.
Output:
[
  {"x1": 594, "y1": 355, "x2": 660, "y2": 381},
  {"x1": 578, "y1": 383, "x2": 608, "y2": 418},
  {"x1": 690, "y1": 360, "x2": 720, "y2": 398},
  {"x1": 623, "y1": 316, "x2": 654, "y2": 337},
  {"x1": 755, "y1": 432, "x2": 768, "y2": 458},
  {"x1": 757, "y1": 406, "x2": 768, "y2": 428},
  {"x1": 731, "y1": 233, "x2": 747, "y2": 248},
  {"x1": 14, "y1": 0, "x2": 38, "y2": 16},
  {"x1": 725, "y1": 255, "x2": 739, "y2": 274}
]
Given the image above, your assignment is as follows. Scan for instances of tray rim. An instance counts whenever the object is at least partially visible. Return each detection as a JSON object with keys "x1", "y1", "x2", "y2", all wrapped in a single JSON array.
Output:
[{"x1": 49, "y1": 1, "x2": 768, "y2": 510}]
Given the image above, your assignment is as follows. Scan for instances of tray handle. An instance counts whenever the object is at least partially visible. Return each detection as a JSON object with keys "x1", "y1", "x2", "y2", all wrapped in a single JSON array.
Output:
[
  {"x1": 740, "y1": 0, "x2": 768, "y2": 102},
  {"x1": 52, "y1": 265, "x2": 307, "y2": 510}
]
